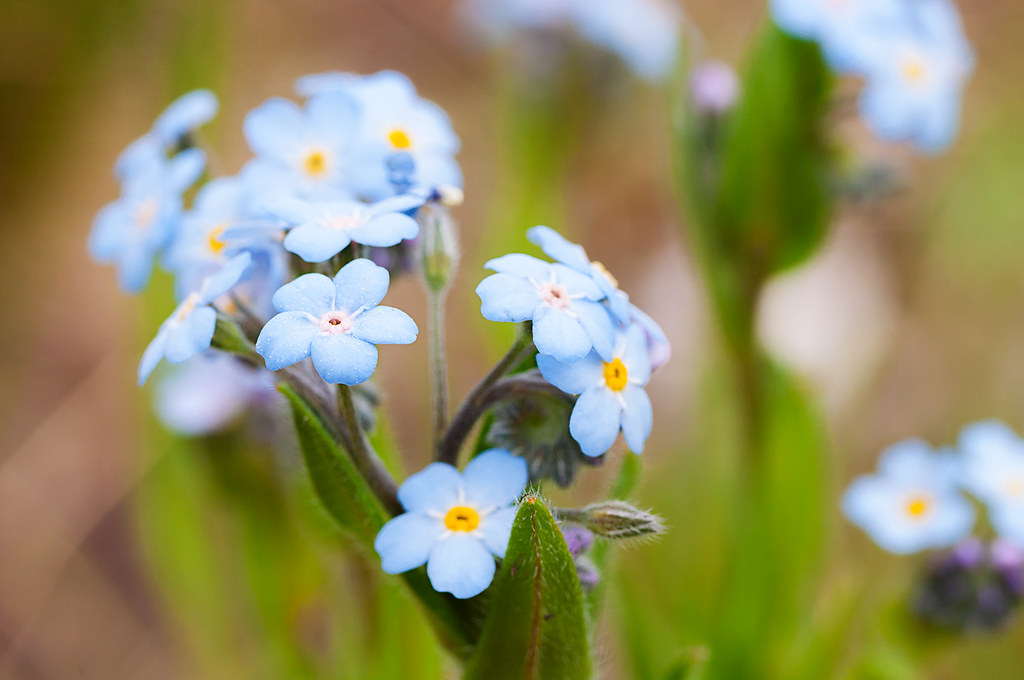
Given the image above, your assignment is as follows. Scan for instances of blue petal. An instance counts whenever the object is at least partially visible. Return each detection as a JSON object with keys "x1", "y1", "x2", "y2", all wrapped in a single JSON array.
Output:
[
  {"x1": 167, "y1": 148, "x2": 206, "y2": 192},
  {"x1": 484, "y1": 253, "x2": 551, "y2": 280},
  {"x1": 272, "y1": 273, "x2": 336, "y2": 314},
  {"x1": 347, "y1": 213, "x2": 419, "y2": 247},
  {"x1": 527, "y1": 225, "x2": 591, "y2": 272},
  {"x1": 572, "y1": 299, "x2": 616, "y2": 361},
  {"x1": 310, "y1": 333, "x2": 378, "y2": 385},
  {"x1": 426, "y1": 534, "x2": 496, "y2": 599},
  {"x1": 165, "y1": 305, "x2": 217, "y2": 364},
  {"x1": 569, "y1": 387, "x2": 622, "y2": 457},
  {"x1": 283, "y1": 224, "x2": 352, "y2": 262},
  {"x1": 244, "y1": 97, "x2": 305, "y2": 161},
  {"x1": 306, "y1": 91, "x2": 360, "y2": 149},
  {"x1": 138, "y1": 325, "x2": 171, "y2": 386},
  {"x1": 477, "y1": 506, "x2": 517, "y2": 558},
  {"x1": 533, "y1": 304, "x2": 591, "y2": 363},
  {"x1": 536, "y1": 352, "x2": 603, "y2": 395},
  {"x1": 462, "y1": 449, "x2": 529, "y2": 508},
  {"x1": 476, "y1": 273, "x2": 540, "y2": 323},
  {"x1": 260, "y1": 195, "x2": 321, "y2": 225},
  {"x1": 619, "y1": 385, "x2": 653, "y2": 454},
  {"x1": 550, "y1": 264, "x2": 602, "y2": 300},
  {"x1": 374, "y1": 512, "x2": 445, "y2": 574},
  {"x1": 333, "y1": 258, "x2": 390, "y2": 313},
  {"x1": 372, "y1": 193, "x2": 427, "y2": 215},
  {"x1": 397, "y1": 462, "x2": 462, "y2": 513},
  {"x1": 255, "y1": 311, "x2": 318, "y2": 370},
  {"x1": 153, "y1": 89, "x2": 218, "y2": 143},
  {"x1": 620, "y1": 323, "x2": 652, "y2": 386},
  {"x1": 200, "y1": 252, "x2": 253, "y2": 303},
  {"x1": 350, "y1": 306, "x2": 418, "y2": 345},
  {"x1": 88, "y1": 202, "x2": 127, "y2": 262}
]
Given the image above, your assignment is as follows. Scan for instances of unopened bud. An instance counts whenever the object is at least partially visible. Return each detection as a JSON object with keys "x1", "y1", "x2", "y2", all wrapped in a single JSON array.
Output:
[
  {"x1": 689, "y1": 60, "x2": 740, "y2": 116},
  {"x1": 557, "y1": 500, "x2": 665, "y2": 540},
  {"x1": 416, "y1": 203, "x2": 460, "y2": 293}
]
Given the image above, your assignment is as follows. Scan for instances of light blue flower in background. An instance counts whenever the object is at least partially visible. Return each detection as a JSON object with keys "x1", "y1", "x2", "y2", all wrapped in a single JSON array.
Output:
[
  {"x1": 959, "y1": 421, "x2": 1024, "y2": 543},
  {"x1": 268, "y1": 193, "x2": 423, "y2": 263},
  {"x1": 537, "y1": 324, "x2": 653, "y2": 456},
  {"x1": 139, "y1": 252, "x2": 253, "y2": 385},
  {"x1": 526, "y1": 225, "x2": 630, "y2": 324},
  {"x1": 115, "y1": 90, "x2": 218, "y2": 179},
  {"x1": 628, "y1": 303, "x2": 671, "y2": 372},
  {"x1": 296, "y1": 71, "x2": 461, "y2": 199},
  {"x1": 155, "y1": 352, "x2": 276, "y2": 436},
  {"x1": 842, "y1": 439, "x2": 975, "y2": 554},
  {"x1": 90, "y1": 148, "x2": 206, "y2": 293},
  {"x1": 256, "y1": 259, "x2": 417, "y2": 385},
  {"x1": 457, "y1": 0, "x2": 576, "y2": 42},
  {"x1": 477, "y1": 253, "x2": 615, "y2": 363},
  {"x1": 374, "y1": 449, "x2": 528, "y2": 599},
  {"x1": 243, "y1": 90, "x2": 360, "y2": 200},
  {"x1": 857, "y1": 0, "x2": 974, "y2": 153},
  {"x1": 571, "y1": 0, "x2": 681, "y2": 81}
]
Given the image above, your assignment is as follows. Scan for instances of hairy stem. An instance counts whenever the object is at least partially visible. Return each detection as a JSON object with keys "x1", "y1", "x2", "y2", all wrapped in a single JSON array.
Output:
[
  {"x1": 428, "y1": 290, "x2": 449, "y2": 457},
  {"x1": 336, "y1": 385, "x2": 401, "y2": 516}
]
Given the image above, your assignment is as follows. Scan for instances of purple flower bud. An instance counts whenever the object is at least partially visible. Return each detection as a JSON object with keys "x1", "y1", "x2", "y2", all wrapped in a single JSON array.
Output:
[
  {"x1": 562, "y1": 524, "x2": 595, "y2": 558},
  {"x1": 951, "y1": 537, "x2": 985, "y2": 569},
  {"x1": 689, "y1": 60, "x2": 740, "y2": 115}
]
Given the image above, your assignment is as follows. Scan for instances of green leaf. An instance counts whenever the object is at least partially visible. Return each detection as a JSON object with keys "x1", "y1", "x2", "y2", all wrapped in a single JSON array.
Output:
[{"x1": 464, "y1": 496, "x2": 592, "y2": 680}]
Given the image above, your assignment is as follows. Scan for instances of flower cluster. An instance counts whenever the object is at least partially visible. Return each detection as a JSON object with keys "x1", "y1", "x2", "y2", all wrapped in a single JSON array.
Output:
[
  {"x1": 842, "y1": 421, "x2": 1024, "y2": 553},
  {"x1": 772, "y1": 0, "x2": 974, "y2": 152},
  {"x1": 457, "y1": 0, "x2": 681, "y2": 81}
]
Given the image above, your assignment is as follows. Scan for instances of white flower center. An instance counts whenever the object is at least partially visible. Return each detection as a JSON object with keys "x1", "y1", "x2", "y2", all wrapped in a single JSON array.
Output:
[
  {"x1": 538, "y1": 282, "x2": 571, "y2": 309},
  {"x1": 318, "y1": 310, "x2": 354, "y2": 334},
  {"x1": 326, "y1": 213, "x2": 365, "y2": 231}
]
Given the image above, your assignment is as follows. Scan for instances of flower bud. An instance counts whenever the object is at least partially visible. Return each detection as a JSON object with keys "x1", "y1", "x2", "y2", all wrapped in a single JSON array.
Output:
[
  {"x1": 416, "y1": 203, "x2": 460, "y2": 294},
  {"x1": 689, "y1": 60, "x2": 740, "y2": 116},
  {"x1": 557, "y1": 500, "x2": 665, "y2": 540}
]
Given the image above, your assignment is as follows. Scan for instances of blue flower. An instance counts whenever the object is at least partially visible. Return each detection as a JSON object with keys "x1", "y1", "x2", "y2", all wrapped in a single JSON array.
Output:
[
  {"x1": 374, "y1": 449, "x2": 528, "y2": 599},
  {"x1": 89, "y1": 148, "x2": 206, "y2": 293},
  {"x1": 959, "y1": 421, "x2": 1024, "y2": 544},
  {"x1": 628, "y1": 303, "x2": 671, "y2": 371},
  {"x1": 267, "y1": 194, "x2": 423, "y2": 263},
  {"x1": 115, "y1": 90, "x2": 218, "y2": 179},
  {"x1": 296, "y1": 71, "x2": 462, "y2": 198},
  {"x1": 138, "y1": 252, "x2": 254, "y2": 385},
  {"x1": 537, "y1": 323, "x2": 653, "y2": 456},
  {"x1": 570, "y1": 0, "x2": 681, "y2": 81},
  {"x1": 255, "y1": 259, "x2": 418, "y2": 385},
  {"x1": 841, "y1": 439, "x2": 975, "y2": 554},
  {"x1": 526, "y1": 225, "x2": 630, "y2": 324},
  {"x1": 857, "y1": 0, "x2": 974, "y2": 153},
  {"x1": 477, "y1": 253, "x2": 615, "y2": 363},
  {"x1": 242, "y1": 90, "x2": 360, "y2": 200},
  {"x1": 155, "y1": 352, "x2": 276, "y2": 436}
]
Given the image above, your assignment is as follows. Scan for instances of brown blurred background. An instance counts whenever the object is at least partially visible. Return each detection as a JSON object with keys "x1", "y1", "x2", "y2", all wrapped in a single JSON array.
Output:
[{"x1": 2, "y1": 0, "x2": 1024, "y2": 677}]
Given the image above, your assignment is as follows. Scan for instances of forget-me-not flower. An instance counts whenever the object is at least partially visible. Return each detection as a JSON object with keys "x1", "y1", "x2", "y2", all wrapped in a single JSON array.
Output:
[
  {"x1": 297, "y1": 71, "x2": 462, "y2": 199},
  {"x1": 268, "y1": 193, "x2": 423, "y2": 263},
  {"x1": 139, "y1": 252, "x2": 253, "y2": 385},
  {"x1": 116, "y1": 90, "x2": 218, "y2": 179},
  {"x1": 477, "y1": 253, "x2": 615, "y2": 363},
  {"x1": 857, "y1": 0, "x2": 974, "y2": 152},
  {"x1": 570, "y1": 0, "x2": 680, "y2": 81},
  {"x1": 90, "y1": 148, "x2": 206, "y2": 293},
  {"x1": 256, "y1": 259, "x2": 418, "y2": 385},
  {"x1": 374, "y1": 449, "x2": 528, "y2": 599},
  {"x1": 842, "y1": 439, "x2": 975, "y2": 554},
  {"x1": 243, "y1": 90, "x2": 360, "y2": 200},
  {"x1": 959, "y1": 421, "x2": 1024, "y2": 544},
  {"x1": 537, "y1": 324, "x2": 653, "y2": 456}
]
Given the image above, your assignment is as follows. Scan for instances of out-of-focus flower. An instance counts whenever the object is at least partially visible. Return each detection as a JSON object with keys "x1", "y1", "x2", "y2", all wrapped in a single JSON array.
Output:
[
  {"x1": 90, "y1": 148, "x2": 206, "y2": 293},
  {"x1": 959, "y1": 420, "x2": 1024, "y2": 545},
  {"x1": 115, "y1": 90, "x2": 218, "y2": 178},
  {"x1": 268, "y1": 194, "x2": 422, "y2": 263},
  {"x1": 689, "y1": 60, "x2": 741, "y2": 115},
  {"x1": 477, "y1": 253, "x2": 614, "y2": 363},
  {"x1": 155, "y1": 352, "x2": 277, "y2": 436},
  {"x1": 255, "y1": 259, "x2": 417, "y2": 385},
  {"x1": 842, "y1": 439, "x2": 975, "y2": 554},
  {"x1": 374, "y1": 449, "x2": 528, "y2": 599},
  {"x1": 242, "y1": 91, "x2": 359, "y2": 201},
  {"x1": 296, "y1": 71, "x2": 462, "y2": 199},
  {"x1": 857, "y1": 0, "x2": 974, "y2": 153},
  {"x1": 537, "y1": 324, "x2": 653, "y2": 456},
  {"x1": 139, "y1": 252, "x2": 253, "y2": 385}
]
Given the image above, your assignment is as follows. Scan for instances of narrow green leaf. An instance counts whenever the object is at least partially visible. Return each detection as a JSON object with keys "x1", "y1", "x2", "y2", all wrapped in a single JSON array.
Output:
[{"x1": 464, "y1": 495, "x2": 591, "y2": 680}]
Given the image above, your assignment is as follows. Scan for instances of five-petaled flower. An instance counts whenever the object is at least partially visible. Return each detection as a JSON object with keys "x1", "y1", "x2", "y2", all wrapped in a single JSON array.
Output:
[
  {"x1": 255, "y1": 258, "x2": 418, "y2": 385},
  {"x1": 842, "y1": 439, "x2": 975, "y2": 554},
  {"x1": 537, "y1": 323, "x2": 654, "y2": 456},
  {"x1": 476, "y1": 253, "x2": 615, "y2": 363},
  {"x1": 959, "y1": 421, "x2": 1024, "y2": 547},
  {"x1": 138, "y1": 252, "x2": 253, "y2": 385},
  {"x1": 374, "y1": 449, "x2": 528, "y2": 599}
]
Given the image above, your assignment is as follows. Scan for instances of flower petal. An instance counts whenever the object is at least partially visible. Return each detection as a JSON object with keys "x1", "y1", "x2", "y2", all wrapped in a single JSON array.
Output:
[
  {"x1": 533, "y1": 304, "x2": 591, "y2": 363},
  {"x1": 244, "y1": 97, "x2": 305, "y2": 161},
  {"x1": 477, "y1": 506, "x2": 517, "y2": 558},
  {"x1": 476, "y1": 273, "x2": 540, "y2": 323},
  {"x1": 536, "y1": 351, "x2": 603, "y2": 395},
  {"x1": 484, "y1": 253, "x2": 550, "y2": 280},
  {"x1": 283, "y1": 224, "x2": 352, "y2": 263},
  {"x1": 347, "y1": 212, "x2": 419, "y2": 248},
  {"x1": 350, "y1": 306, "x2": 418, "y2": 345},
  {"x1": 333, "y1": 258, "x2": 390, "y2": 313},
  {"x1": 138, "y1": 325, "x2": 171, "y2": 386},
  {"x1": 462, "y1": 449, "x2": 529, "y2": 508},
  {"x1": 200, "y1": 252, "x2": 253, "y2": 303},
  {"x1": 272, "y1": 273, "x2": 336, "y2": 314},
  {"x1": 255, "y1": 311, "x2": 317, "y2": 370},
  {"x1": 619, "y1": 385, "x2": 653, "y2": 454},
  {"x1": 397, "y1": 462, "x2": 462, "y2": 513},
  {"x1": 527, "y1": 225, "x2": 591, "y2": 272},
  {"x1": 426, "y1": 533, "x2": 496, "y2": 599},
  {"x1": 165, "y1": 306, "x2": 217, "y2": 364},
  {"x1": 310, "y1": 333, "x2": 378, "y2": 385},
  {"x1": 572, "y1": 299, "x2": 616, "y2": 361},
  {"x1": 374, "y1": 512, "x2": 445, "y2": 574},
  {"x1": 620, "y1": 323, "x2": 652, "y2": 386},
  {"x1": 569, "y1": 387, "x2": 622, "y2": 457}
]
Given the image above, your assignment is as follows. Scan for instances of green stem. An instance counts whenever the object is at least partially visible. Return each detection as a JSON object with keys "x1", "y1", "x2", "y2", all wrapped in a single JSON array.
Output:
[
  {"x1": 337, "y1": 385, "x2": 401, "y2": 516},
  {"x1": 428, "y1": 289, "x2": 449, "y2": 457},
  {"x1": 436, "y1": 326, "x2": 534, "y2": 466}
]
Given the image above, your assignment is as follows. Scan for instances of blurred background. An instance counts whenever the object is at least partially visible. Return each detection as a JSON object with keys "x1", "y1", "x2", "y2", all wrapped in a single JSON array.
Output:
[{"x1": 2, "y1": 0, "x2": 1024, "y2": 678}]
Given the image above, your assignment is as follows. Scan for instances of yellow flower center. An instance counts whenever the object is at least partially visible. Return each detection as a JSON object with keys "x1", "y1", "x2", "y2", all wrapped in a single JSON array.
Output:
[
  {"x1": 592, "y1": 261, "x2": 618, "y2": 289},
  {"x1": 603, "y1": 358, "x2": 629, "y2": 391},
  {"x1": 174, "y1": 293, "x2": 201, "y2": 323},
  {"x1": 388, "y1": 128, "x2": 412, "y2": 150},
  {"x1": 1007, "y1": 478, "x2": 1024, "y2": 498},
  {"x1": 905, "y1": 495, "x2": 931, "y2": 519},
  {"x1": 304, "y1": 149, "x2": 329, "y2": 177},
  {"x1": 207, "y1": 224, "x2": 228, "y2": 255},
  {"x1": 444, "y1": 506, "x2": 480, "y2": 532},
  {"x1": 134, "y1": 197, "x2": 159, "y2": 230},
  {"x1": 902, "y1": 59, "x2": 927, "y2": 83}
]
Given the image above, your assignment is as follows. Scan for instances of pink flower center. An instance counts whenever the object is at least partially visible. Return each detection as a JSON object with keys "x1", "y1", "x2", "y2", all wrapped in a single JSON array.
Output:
[
  {"x1": 538, "y1": 282, "x2": 571, "y2": 309},
  {"x1": 318, "y1": 310, "x2": 354, "y2": 334},
  {"x1": 326, "y1": 214, "x2": 365, "y2": 231}
]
